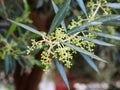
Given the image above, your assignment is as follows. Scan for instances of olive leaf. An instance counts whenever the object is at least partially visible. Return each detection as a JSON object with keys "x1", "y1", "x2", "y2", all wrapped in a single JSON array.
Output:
[{"x1": 48, "y1": 0, "x2": 71, "y2": 35}]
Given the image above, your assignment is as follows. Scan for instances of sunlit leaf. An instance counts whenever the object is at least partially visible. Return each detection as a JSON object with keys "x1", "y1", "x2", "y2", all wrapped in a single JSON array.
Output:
[
  {"x1": 81, "y1": 53, "x2": 99, "y2": 72},
  {"x1": 8, "y1": 19, "x2": 43, "y2": 36},
  {"x1": 23, "y1": 0, "x2": 30, "y2": 12},
  {"x1": 62, "y1": 42, "x2": 107, "y2": 63},
  {"x1": 7, "y1": 23, "x2": 17, "y2": 38},
  {"x1": 48, "y1": 0, "x2": 71, "y2": 35},
  {"x1": 105, "y1": 3, "x2": 120, "y2": 9},
  {"x1": 28, "y1": 33, "x2": 40, "y2": 39},
  {"x1": 76, "y1": 0, "x2": 87, "y2": 17},
  {"x1": 54, "y1": 59, "x2": 70, "y2": 90},
  {"x1": 81, "y1": 36, "x2": 115, "y2": 46}
]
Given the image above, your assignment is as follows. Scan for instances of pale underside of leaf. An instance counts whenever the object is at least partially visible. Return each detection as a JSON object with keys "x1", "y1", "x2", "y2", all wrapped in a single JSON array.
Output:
[
  {"x1": 54, "y1": 59, "x2": 70, "y2": 90},
  {"x1": 62, "y1": 42, "x2": 107, "y2": 63},
  {"x1": 51, "y1": 0, "x2": 67, "y2": 32},
  {"x1": 87, "y1": 31, "x2": 120, "y2": 40},
  {"x1": 48, "y1": 0, "x2": 71, "y2": 35},
  {"x1": 8, "y1": 19, "x2": 43, "y2": 36},
  {"x1": 80, "y1": 53, "x2": 99, "y2": 72},
  {"x1": 76, "y1": 0, "x2": 88, "y2": 17},
  {"x1": 105, "y1": 3, "x2": 120, "y2": 9},
  {"x1": 81, "y1": 36, "x2": 115, "y2": 46},
  {"x1": 68, "y1": 15, "x2": 120, "y2": 35}
]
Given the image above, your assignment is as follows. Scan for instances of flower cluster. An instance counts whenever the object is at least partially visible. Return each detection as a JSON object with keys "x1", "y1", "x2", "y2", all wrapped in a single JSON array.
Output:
[
  {"x1": 0, "y1": 38, "x2": 19, "y2": 60},
  {"x1": 27, "y1": 28, "x2": 75, "y2": 71},
  {"x1": 40, "y1": 49, "x2": 52, "y2": 72},
  {"x1": 26, "y1": 39, "x2": 43, "y2": 54},
  {"x1": 55, "y1": 46, "x2": 73, "y2": 68},
  {"x1": 26, "y1": 26, "x2": 97, "y2": 71},
  {"x1": 26, "y1": 0, "x2": 113, "y2": 72},
  {"x1": 87, "y1": 0, "x2": 112, "y2": 19}
]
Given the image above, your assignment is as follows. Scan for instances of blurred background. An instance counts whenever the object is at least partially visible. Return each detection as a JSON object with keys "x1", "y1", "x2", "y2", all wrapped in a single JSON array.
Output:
[{"x1": 0, "y1": 0, "x2": 120, "y2": 90}]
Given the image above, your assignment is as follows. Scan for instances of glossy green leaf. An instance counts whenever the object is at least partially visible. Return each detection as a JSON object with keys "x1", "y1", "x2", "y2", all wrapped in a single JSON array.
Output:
[
  {"x1": 81, "y1": 53, "x2": 99, "y2": 72},
  {"x1": 81, "y1": 36, "x2": 115, "y2": 46},
  {"x1": 4, "y1": 54, "x2": 11, "y2": 74},
  {"x1": 68, "y1": 15, "x2": 120, "y2": 35},
  {"x1": 54, "y1": 59, "x2": 70, "y2": 90},
  {"x1": 87, "y1": 31, "x2": 120, "y2": 40},
  {"x1": 105, "y1": 3, "x2": 120, "y2": 9},
  {"x1": 48, "y1": 0, "x2": 71, "y2": 35},
  {"x1": 76, "y1": 0, "x2": 87, "y2": 17},
  {"x1": 62, "y1": 42, "x2": 107, "y2": 63},
  {"x1": 8, "y1": 19, "x2": 43, "y2": 36},
  {"x1": 51, "y1": 0, "x2": 67, "y2": 32}
]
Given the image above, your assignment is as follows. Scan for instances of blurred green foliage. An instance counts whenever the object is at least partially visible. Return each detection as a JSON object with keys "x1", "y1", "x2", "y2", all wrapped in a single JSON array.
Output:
[{"x1": 0, "y1": 0, "x2": 120, "y2": 89}]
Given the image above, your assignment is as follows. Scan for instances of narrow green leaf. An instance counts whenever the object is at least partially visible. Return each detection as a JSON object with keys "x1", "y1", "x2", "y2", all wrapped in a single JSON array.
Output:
[
  {"x1": 54, "y1": 59, "x2": 70, "y2": 90},
  {"x1": 8, "y1": 19, "x2": 43, "y2": 36},
  {"x1": 97, "y1": 15, "x2": 120, "y2": 23},
  {"x1": 81, "y1": 36, "x2": 115, "y2": 46},
  {"x1": 23, "y1": 59, "x2": 32, "y2": 67},
  {"x1": 17, "y1": 59, "x2": 24, "y2": 68},
  {"x1": 48, "y1": 0, "x2": 71, "y2": 35},
  {"x1": 6, "y1": 23, "x2": 17, "y2": 38},
  {"x1": 16, "y1": 51, "x2": 26, "y2": 55},
  {"x1": 76, "y1": 0, "x2": 87, "y2": 17},
  {"x1": 51, "y1": 0, "x2": 58, "y2": 13},
  {"x1": 68, "y1": 15, "x2": 120, "y2": 35},
  {"x1": 23, "y1": 0, "x2": 30, "y2": 12},
  {"x1": 68, "y1": 21, "x2": 101, "y2": 35},
  {"x1": 103, "y1": 20, "x2": 120, "y2": 26},
  {"x1": 61, "y1": 21, "x2": 67, "y2": 32},
  {"x1": 34, "y1": 60, "x2": 44, "y2": 67},
  {"x1": 36, "y1": 0, "x2": 44, "y2": 8},
  {"x1": 51, "y1": 0, "x2": 67, "y2": 32},
  {"x1": 105, "y1": 3, "x2": 120, "y2": 9},
  {"x1": 28, "y1": 33, "x2": 40, "y2": 39},
  {"x1": 81, "y1": 53, "x2": 99, "y2": 72},
  {"x1": 4, "y1": 54, "x2": 10, "y2": 74},
  {"x1": 62, "y1": 42, "x2": 107, "y2": 63},
  {"x1": 87, "y1": 31, "x2": 120, "y2": 40},
  {"x1": 11, "y1": 59, "x2": 16, "y2": 74}
]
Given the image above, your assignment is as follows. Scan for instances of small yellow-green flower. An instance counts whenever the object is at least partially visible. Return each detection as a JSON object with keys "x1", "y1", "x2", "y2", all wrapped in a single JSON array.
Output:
[{"x1": 26, "y1": 0, "x2": 113, "y2": 72}]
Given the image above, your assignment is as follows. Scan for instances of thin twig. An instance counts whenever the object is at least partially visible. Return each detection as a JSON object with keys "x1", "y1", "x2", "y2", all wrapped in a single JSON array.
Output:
[
  {"x1": 92, "y1": 2, "x2": 101, "y2": 17},
  {"x1": 0, "y1": 0, "x2": 8, "y2": 19}
]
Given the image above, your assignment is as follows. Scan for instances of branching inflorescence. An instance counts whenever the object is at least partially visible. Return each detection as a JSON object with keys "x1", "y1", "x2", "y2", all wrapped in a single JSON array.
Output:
[{"x1": 26, "y1": 0, "x2": 112, "y2": 72}]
